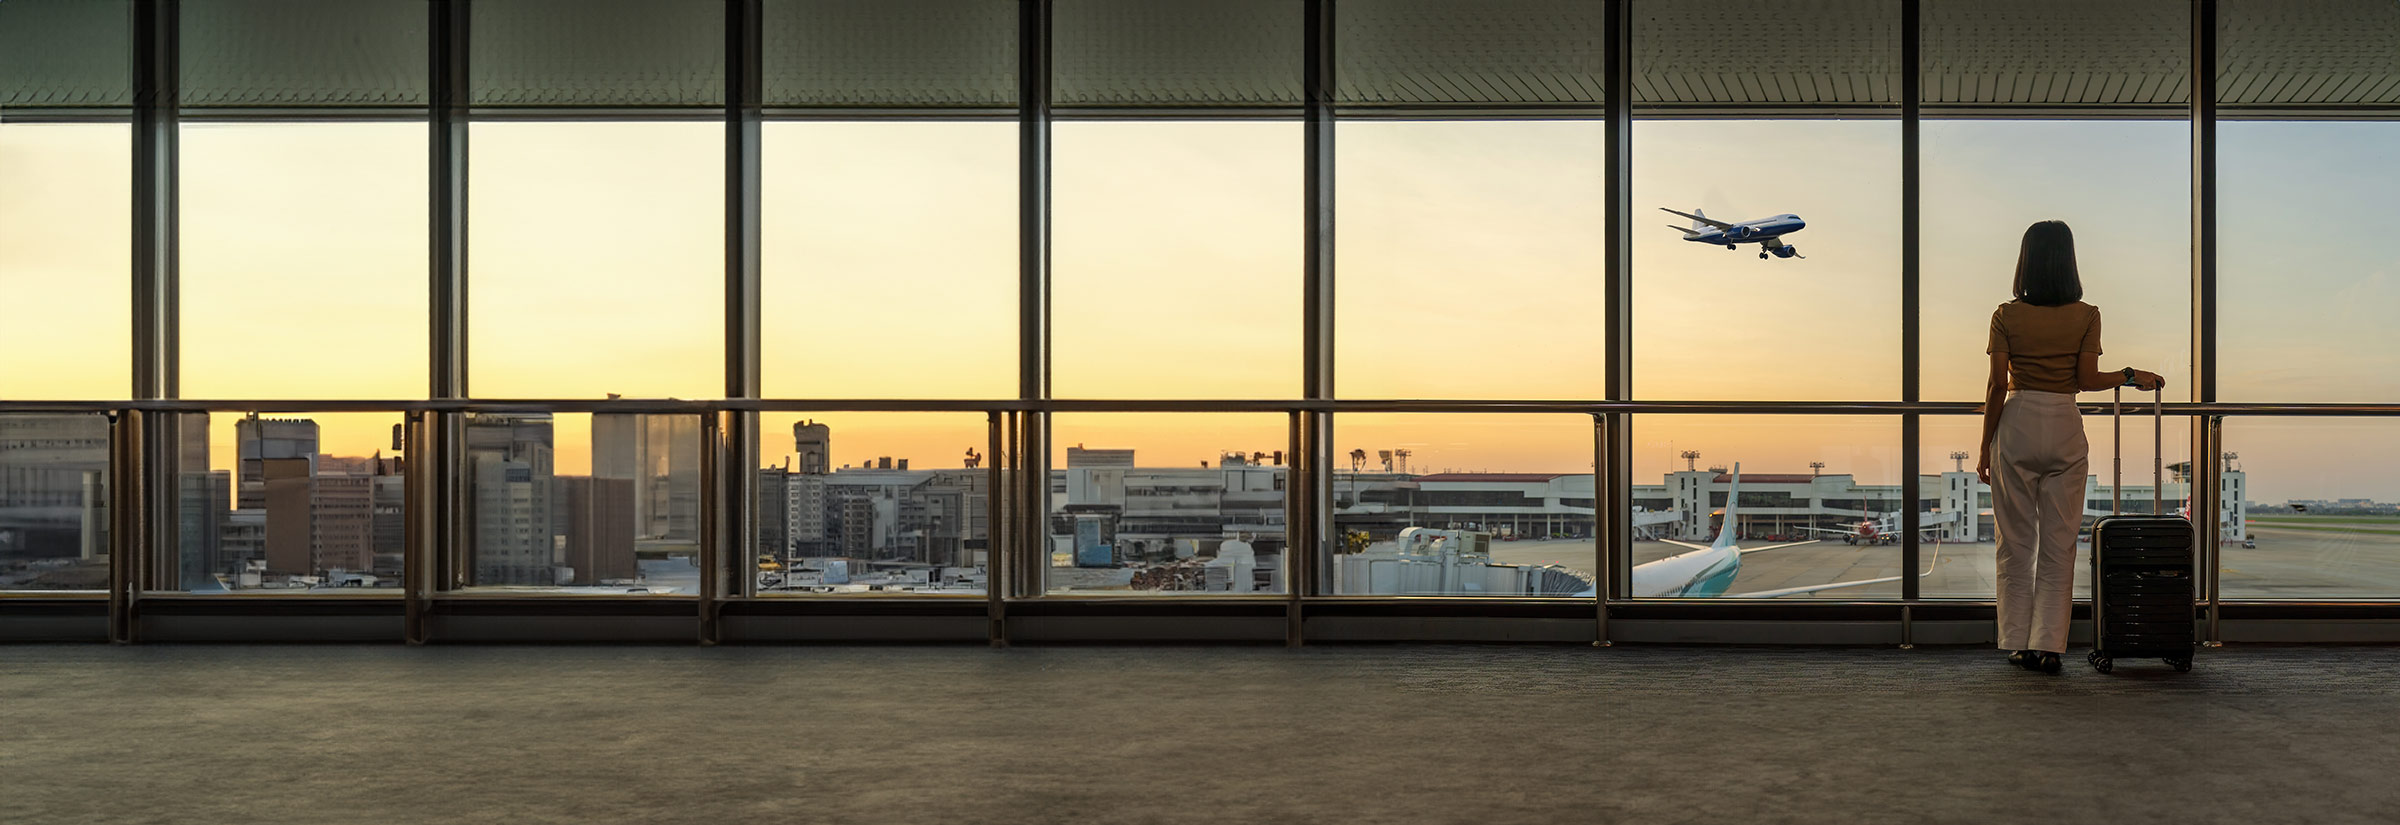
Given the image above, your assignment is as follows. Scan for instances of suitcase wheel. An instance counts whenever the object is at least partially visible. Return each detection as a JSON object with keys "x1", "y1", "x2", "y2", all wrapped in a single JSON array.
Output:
[
  {"x1": 2165, "y1": 656, "x2": 2193, "y2": 673},
  {"x1": 2087, "y1": 650, "x2": 2113, "y2": 673}
]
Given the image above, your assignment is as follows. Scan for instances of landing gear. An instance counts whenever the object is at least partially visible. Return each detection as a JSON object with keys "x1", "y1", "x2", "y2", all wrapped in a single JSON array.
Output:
[
  {"x1": 1725, "y1": 244, "x2": 1737, "y2": 250},
  {"x1": 1759, "y1": 251, "x2": 1769, "y2": 259}
]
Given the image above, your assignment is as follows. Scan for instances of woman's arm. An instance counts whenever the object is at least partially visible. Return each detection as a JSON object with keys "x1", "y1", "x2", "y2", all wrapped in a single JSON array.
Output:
[
  {"x1": 1977, "y1": 350, "x2": 2008, "y2": 483},
  {"x1": 2074, "y1": 352, "x2": 2165, "y2": 392}
]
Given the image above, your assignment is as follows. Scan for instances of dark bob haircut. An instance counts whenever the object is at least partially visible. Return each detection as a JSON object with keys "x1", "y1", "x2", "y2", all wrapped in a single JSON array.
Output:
[{"x1": 2012, "y1": 220, "x2": 2083, "y2": 306}]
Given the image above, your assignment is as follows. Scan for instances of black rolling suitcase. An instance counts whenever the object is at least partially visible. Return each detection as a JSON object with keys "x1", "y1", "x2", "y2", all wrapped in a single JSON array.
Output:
[{"x1": 2087, "y1": 386, "x2": 2197, "y2": 673}]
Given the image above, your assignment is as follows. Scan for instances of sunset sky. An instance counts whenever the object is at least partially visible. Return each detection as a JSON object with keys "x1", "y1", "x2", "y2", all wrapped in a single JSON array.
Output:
[{"x1": 3, "y1": 117, "x2": 2395, "y2": 502}]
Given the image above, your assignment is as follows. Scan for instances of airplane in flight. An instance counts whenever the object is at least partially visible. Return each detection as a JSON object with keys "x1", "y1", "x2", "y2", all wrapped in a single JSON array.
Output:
[
  {"x1": 1662, "y1": 207, "x2": 1806, "y2": 260},
  {"x1": 1577, "y1": 463, "x2": 1939, "y2": 598}
]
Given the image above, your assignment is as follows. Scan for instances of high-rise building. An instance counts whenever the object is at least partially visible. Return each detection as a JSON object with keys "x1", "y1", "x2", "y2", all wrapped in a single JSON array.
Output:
[
  {"x1": 236, "y1": 416, "x2": 319, "y2": 510},
  {"x1": 787, "y1": 474, "x2": 829, "y2": 557},
  {"x1": 177, "y1": 414, "x2": 222, "y2": 588},
  {"x1": 0, "y1": 415, "x2": 111, "y2": 571},
  {"x1": 261, "y1": 457, "x2": 313, "y2": 577},
  {"x1": 558, "y1": 476, "x2": 637, "y2": 585},
  {"x1": 310, "y1": 472, "x2": 376, "y2": 574},
  {"x1": 466, "y1": 413, "x2": 556, "y2": 586},
  {"x1": 370, "y1": 472, "x2": 405, "y2": 576},
  {"x1": 794, "y1": 420, "x2": 830, "y2": 475},
  {"x1": 594, "y1": 410, "x2": 700, "y2": 553},
  {"x1": 757, "y1": 468, "x2": 790, "y2": 561},
  {"x1": 206, "y1": 471, "x2": 241, "y2": 577},
  {"x1": 838, "y1": 495, "x2": 876, "y2": 558}
]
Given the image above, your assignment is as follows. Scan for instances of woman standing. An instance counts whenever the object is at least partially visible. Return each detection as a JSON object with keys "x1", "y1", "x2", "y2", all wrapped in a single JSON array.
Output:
[{"x1": 1977, "y1": 221, "x2": 2164, "y2": 673}]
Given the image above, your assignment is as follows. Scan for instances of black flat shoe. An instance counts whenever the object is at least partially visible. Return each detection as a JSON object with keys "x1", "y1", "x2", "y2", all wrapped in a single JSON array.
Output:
[
  {"x1": 2037, "y1": 651, "x2": 2062, "y2": 673},
  {"x1": 2008, "y1": 650, "x2": 2039, "y2": 670}
]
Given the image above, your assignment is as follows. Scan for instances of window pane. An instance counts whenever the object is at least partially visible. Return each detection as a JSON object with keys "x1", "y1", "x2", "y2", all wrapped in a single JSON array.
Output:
[
  {"x1": 462, "y1": 412, "x2": 702, "y2": 593},
  {"x1": 0, "y1": 124, "x2": 129, "y2": 400},
  {"x1": 761, "y1": 122, "x2": 1015, "y2": 398},
  {"x1": 1632, "y1": 119, "x2": 1899, "y2": 400},
  {"x1": 1051, "y1": 123, "x2": 1300, "y2": 398},
  {"x1": 468, "y1": 122, "x2": 723, "y2": 399},
  {"x1": 1630, "y1": 416, "x2": 1903, "y2": 598},
  {"x1": 169, "y1": 411, "x2": 405, "y2": 593},
  {"x1": 180, "y1": 123, "x2": 428, "y2": 399},
  {"x1": 1337, "y1": 0, "x2": 1605, "y2": 109},
  {"x1": 2224, "y1": 419, "x2": 2400, "y2": 600},
  {"x1": 1636, "y1": 0, "x2": 1900, "y2": 109},
  {"x1": 0, "y1": 414, "x2": 111, "y2": 592},
  {"x1": 1921, "y1": 120, "x2": 2189, "y2": 403},
  {"x1": 2218, "y1": 0, "x2": 2396, "y2": 108},
  {"x1": 1047, "y1": 413, "x2": 1286, "y2": 594},
  {"x1": 1921, "y1": 410, "x2": 2194, "y2": 600},
  {"x1": 1632, "y1": 1, "x2": 1898, "y2": 400},
  {"x1": 755, "y1": 412, "x2": 990, "y2": 594},
  {"x1": 472, "y1": 0, "x2": 723, "y2": 108},
  {"x1": 1330, "y1": 413, "x2": 1596, "y2": 596},
  {"x1": 1922, "y1": 0, "x2": 2189, "y2": 111},
  {"x1": 2220, "y1": 122, "x2": 2400, "y2": 402},
  {"x1": 0, "y1": 0, "x2": 131, "y2": 108},
  {"x1": 763, "y1": 0, "x2": 1015, "y2": 109},
  {"x1": 181, "y1": 0, "x2": 428, "y2": 108},
  {"x1": 1053, "y1": 0, "x2": 1300, "y2": 109},
  {"x1": 1336, "y1": 121, "x2": 1604, "y2": 399}
]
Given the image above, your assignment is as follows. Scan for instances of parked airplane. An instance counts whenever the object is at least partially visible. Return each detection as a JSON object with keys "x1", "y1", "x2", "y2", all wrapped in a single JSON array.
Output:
[
  {"x1": 1662, "y1": 207, "x2": 1806, "y2": 259},
  {"x1": 1803, "y1": 510, "x2": 1963, "y2": 546},
  {"x1": 1577, "y1": 463, "x2": 1939, "y2": 598}
]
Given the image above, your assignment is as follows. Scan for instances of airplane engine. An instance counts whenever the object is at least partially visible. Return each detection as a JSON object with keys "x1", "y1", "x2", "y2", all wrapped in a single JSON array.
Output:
[
  {"x1": 1772, "y1": 244, "x2": 1799, "y2": 259},
  {"x1": 1727, "y1": 225, "x2": 1756, "y2": 240}
]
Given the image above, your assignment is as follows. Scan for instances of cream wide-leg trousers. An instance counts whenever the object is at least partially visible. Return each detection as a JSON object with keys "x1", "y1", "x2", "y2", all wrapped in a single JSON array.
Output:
[{"x1": 1990, "y1": 390, "x2": 2089, "y2": 653}]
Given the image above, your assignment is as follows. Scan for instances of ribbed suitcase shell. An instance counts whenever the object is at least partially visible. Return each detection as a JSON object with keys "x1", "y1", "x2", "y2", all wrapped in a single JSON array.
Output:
[
  {"x1": 2087, "y1": 386, "x2": 2197, "y2": 670},
  {"x1": 2090, "y1": 514, "x2": 2195, "y2": 659}
]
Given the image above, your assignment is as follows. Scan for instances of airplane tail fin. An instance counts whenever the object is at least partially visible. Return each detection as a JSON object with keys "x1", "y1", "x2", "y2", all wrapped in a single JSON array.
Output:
[
  {"x1": 1690, "y1": 207, "x2": 1709, "y2": 233},
  {"x1": 1712, "y1": 462, "x2": 1741, "y2": 552}
]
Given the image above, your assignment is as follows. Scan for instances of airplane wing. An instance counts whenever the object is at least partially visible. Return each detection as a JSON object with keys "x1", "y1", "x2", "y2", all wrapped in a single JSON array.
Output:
[
  {"x1": 1760, "y1": 236, "x2": 1785, "y2": 248},
  {"x1": 1666, "y1": 223, "x2": 1699, "y2": 235},
  {"x1": 1730, "y1": 576, "x2": 1907, "y2": 598},
  {"x1": 1659, "y1": 207, "x2": 1735, "y2": 230},
  {"x1": 1660, "y1": 539, "x2": 1713, "y2": 552},
  {"x1": 1738, "y1": 539, "x2": 1821, "y2": 554},
  {"x1": 1728, "y1": 546, "x2": 1941, "y2": 598}
]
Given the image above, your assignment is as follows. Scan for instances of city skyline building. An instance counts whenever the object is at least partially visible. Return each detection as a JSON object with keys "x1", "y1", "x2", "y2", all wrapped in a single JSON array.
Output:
[
  {"x1": 466, "y1": 412, "x2": 557, "y2": 586},
  {"x1": 793, "y1": 420, "x2": 829, "y2": 475},
  {"x1": 0, "y1": 415, "x2": 110, "y2": 589},
  {"x1": 595, "y1": 408, "x2": 700, "y2": 555}
]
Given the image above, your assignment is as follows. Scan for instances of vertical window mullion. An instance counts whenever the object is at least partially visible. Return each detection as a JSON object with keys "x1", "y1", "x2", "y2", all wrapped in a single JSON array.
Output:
[{"x1": 1900, "y1": 0, "x2": 1923, "y2": 606}]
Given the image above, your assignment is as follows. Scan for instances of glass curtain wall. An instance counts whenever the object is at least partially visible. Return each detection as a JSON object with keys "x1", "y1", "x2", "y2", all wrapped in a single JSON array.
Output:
[
  {"x1": 1917, "y1": 0, "x2": 2193, "y2": 599},
  {"x1": 1623, "y1": 1, "x2": 1905, "y2": 598},
  {"x1": 2215, "y1": 0, "x2": 2400, "y2": 598},
  {"x1": 17, "y1": 0, "x2": 2400, "y2": 625}
]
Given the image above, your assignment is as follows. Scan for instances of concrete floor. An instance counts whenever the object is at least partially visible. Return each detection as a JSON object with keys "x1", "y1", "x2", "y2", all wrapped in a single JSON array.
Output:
[{"x1": 9, "y1": 645, "x2": 2400, "y2": 825}]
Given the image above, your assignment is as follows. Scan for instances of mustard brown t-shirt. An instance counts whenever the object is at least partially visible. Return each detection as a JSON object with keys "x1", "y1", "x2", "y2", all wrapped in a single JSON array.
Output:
[{"x1": 1986, "y1": 300, "x2": 2101, "y2": 393}]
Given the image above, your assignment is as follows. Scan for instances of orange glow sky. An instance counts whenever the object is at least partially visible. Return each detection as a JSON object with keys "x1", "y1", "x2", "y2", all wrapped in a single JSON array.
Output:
[{"x1": 3, "y1": 119, "x2": 2396, "y2": 502}]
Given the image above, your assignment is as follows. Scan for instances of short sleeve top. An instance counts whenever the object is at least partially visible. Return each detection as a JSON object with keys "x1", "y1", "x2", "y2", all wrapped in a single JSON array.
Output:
[{"x1": 1987, "y1": 300, "x2": 2101, "y2": 394}]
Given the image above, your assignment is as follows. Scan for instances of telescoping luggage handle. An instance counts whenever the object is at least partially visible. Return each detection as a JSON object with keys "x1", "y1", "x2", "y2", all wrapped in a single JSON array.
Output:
[{"x1": 2109, "y1": 386, "x2": 2163, "y2": 516}]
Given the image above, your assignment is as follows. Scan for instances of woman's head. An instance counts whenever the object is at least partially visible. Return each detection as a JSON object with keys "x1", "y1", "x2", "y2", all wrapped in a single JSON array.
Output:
[{"x1": 2012, "y1": 220, "x2": 2083, "y2": 306}]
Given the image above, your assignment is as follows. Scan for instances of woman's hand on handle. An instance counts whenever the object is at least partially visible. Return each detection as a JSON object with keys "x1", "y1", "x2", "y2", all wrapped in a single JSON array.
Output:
[{"x1": 2128, "y1": 369, "x2": 2166, "y2": 392}]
